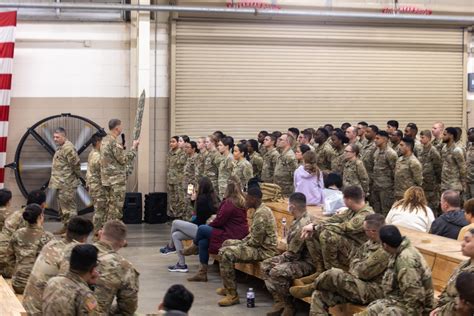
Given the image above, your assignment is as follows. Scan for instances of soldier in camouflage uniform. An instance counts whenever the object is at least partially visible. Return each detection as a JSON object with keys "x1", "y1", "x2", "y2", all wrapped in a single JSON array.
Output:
[
  {"x1": 217, "y1": 137, "x2": 234, "y2": 200},
  {"x1": 394, "y1": 137, "x2": 423, "y2": 200},
  {"x1": 262, "y1": 134, "x2": 280, "y2": 183},
  {"x1": 342, "y1": 144, "x2": 369, "y2": 195},
  {"x1": 262, "y1": 193, "x2": 315, "y2": 316},
  {"x1": 274, "y1": 134, "x2": 299, "y2": 196},
  {"x1": 314, "y1": 128, "x2": 336, "y2": 172},
  {"x1": 372, "y1": 131, "x2": 398, "y2": 215},
  {"x1": 6, "y1": 204, "x2": 53, "y2": 294},
  {"x1": 166, "y1": 136, "x2": 187, "y2": 219},
  {"x1": 404, "y1": 123, "x2": 423, "y2": 157},
  {"x1": 194, "y1": 137, "x2": 207, "y2": 181},
  {"x1": 361, "y1": 125, "x2": 378, "y2": 198},
  {"x1": 330, "y1": 131, "x2": 347, "y2": 174},
  {"x1": 441, "y1": 127, "x2": 467, "y2": 195},
  {"x1": 419, "y1": 130, "x2": 442, "y2": 212},
  {"x1": 466, "y1": 128, "x2": 474, "y2": 200},
  {"x1": 100, "y1": 119, "x2": 139, "y2": 222},
  {"x1": 431, "y1": 121, "x2": 445, "y2": 153},
  {"x1": 231, "y1": 143, "x2": 253, "y2": 192},
  {"x1": 42, "y1": 244, "x2": 99, "y2": 316},
  {"x1": 431, "y1": 228, "x2": 474, "y2": 315},
  {"x1": 0, "y1": 188, "x2": 12, "y2": 230},
  {"x1": 217, "y1": 187, "x2": 278, "y2": 307},
  {"x1": 49, "y1": 127, "x2": 81, "y2": 232},
  {"x1": 293, "y1": 214, "x2": 390, "y2": 315},
  {"x1": 345, "y1": 126, "x2": 362, "y2": 149},
  {"x1": 389, "y1": 130, "x2": 403, "y2": 156},
  {"x1": 86, "y1": 133, "x2": 107, "y2": 237},
  {"x1": 204, "y1": 135, "x2": 223, "y2": 197},
  {"x1": 247, "y1": 139, "x2": 263, "y2": 180},
  {"x1": 359, "y1": 225, "x2": 434, "y2": 315},
  {"x1": 23, "y1": 217, "x2": 93, "y2": 315},
  {"x1": 93, "y1": 220, "x2": 139, "y2": 315},
  {"x1": 182, "y1": 141, "x2": 198, "y2": 219}
]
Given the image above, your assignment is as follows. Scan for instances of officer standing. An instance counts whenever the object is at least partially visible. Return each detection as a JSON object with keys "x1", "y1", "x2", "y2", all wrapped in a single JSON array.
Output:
[{"x1": 394, "y1": 137, "x2": 423, "y2": 201}]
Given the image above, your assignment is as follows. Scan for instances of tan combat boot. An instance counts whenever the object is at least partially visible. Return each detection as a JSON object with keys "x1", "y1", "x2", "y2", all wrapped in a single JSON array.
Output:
[
  {"x1": 182, "y1": 244, "x2": 199, "y2": 256},
  {"x1": 296, "y1": 271, "x2": 320, "y2": 285},
  {"x1": 187, "y1": 264, "x2": 208, "y2": 282},
  {"x1": 216, "y1": 288, "x2": 227, "y2": 296},
  {"x1": 289, "y1": 283, "x2": 315, "y2": 299},
  {"x1": 218, "y1": 289, "x2": 239, "y2": 306}
]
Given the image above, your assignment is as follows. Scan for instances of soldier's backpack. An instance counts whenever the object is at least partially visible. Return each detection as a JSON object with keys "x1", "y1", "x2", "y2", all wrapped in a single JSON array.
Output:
[{"x1": 260, "y1": 183, "x2": 284, "y2": 202}]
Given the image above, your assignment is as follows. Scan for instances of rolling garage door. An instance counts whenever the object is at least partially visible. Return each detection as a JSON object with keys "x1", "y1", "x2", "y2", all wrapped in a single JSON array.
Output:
[{"x1": 173, "y1": 20, "x2": 464, "y2": 139}]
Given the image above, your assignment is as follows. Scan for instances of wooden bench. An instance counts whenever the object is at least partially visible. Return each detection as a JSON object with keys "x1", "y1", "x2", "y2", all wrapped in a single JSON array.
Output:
[{"x1": 0, "y1": 276, "x2": 26, "y2": 316}]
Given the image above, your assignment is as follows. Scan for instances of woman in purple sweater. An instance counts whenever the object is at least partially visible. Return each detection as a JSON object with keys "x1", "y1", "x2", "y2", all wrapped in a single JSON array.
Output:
[
  {"x1": 293, "y1": 151, "x2": 324, "y2": 205},
  {"x1": 185, "y1": 176, "x2": 249, "y2": 282}
]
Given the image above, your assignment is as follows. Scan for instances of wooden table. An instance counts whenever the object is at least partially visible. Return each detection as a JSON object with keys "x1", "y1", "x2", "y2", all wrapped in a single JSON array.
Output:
[{"x1": 0, "y1": 276, "x2": 26, "y2": 316}]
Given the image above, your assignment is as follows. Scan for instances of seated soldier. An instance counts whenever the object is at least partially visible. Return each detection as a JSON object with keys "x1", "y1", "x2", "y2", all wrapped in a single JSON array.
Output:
[
  {"x1": 23, "y1": 216, "x2": 94, "y2": 315},
  {"x1": 298, "y1": 186, "x2": 374, "y2": 284},
  {"x1": 158, "y1": 284, "x2": 194, "y2": 316},
  {"x1": 0, "y1": 188, "x2": 12, "y2": 230},
  {"x1": 358, "y1": 225, "x2": 434, "y2": 315},
  {"x1": 42, "y1": 244, "x2": 99, "y2": 315},
  {"x1": 453, "y1": 272, "x2": 474, "y2": 316},
  {"x1": 431, "y1": 228, "x2": 474, "y2": 315},
  {"x1": 290, "y1": 214, "x2": 390, "y2": 315},
  {"x1": 262, "y1": 192, "x2": 315, "y2": 316},
  {"x1": 93, "y1": 220, "x2": 139, "y2": 315},
  {"x1": 217, "y1": 186, "x2": 278, "y2": 307}
]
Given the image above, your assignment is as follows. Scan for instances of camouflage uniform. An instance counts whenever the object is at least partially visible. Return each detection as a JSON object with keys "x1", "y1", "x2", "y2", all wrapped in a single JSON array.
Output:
[
  {"x1": 262, "y1": 147, "x2": 280, "y2": 183},
  {"x1": 391, "y1": 142, "x2": 402, "y2": 157},
  {"x1": 0, "y1": 206, "x2": 13, "y2": 231},
  {"x1": 194, "y1": 150, "x2": 207, "y2": 181},
  {"x1": 441, "y1": 143, "x2": 466, "y2": 193},
  {"x1": 49, "y1": 140, "x2": 81, "y2": 224},
  {"x1": 203, "y1": 149, "x2": 223, "y2": 197},
  {"x1": 249, "y1": 152, "x2": 263, "y2": 180},
  {"x1": 360, "y1": 140, "x2": 377, "y2": 195},
  {"x1": 330, "y1": 147, "x2": 345, "y2": 174},
  {"x1": 231, "y1": 159, "x2": 253, "y2": 192},
  {"x1": 311, "y1": 239, "x2": 390, "y2": 315},
  {"x1": 418, "y1": 144, "x2": 442, "y2": 212},
  {"x1": 42, "y1": 271, "x2": 99, "y2": 315},
  {"x1": 432, "y1": 138, "x2": 444, "y2": 154},
  {"x1": 23, "y1": 238, "x2": 80, "y2": 315},
  {"x1": 166, "y1": 148, "x2": 187, "y2": 219},
  {"x1": 314, "y1": 142, "x2": 335, "y2": 172},
  {"x1": 372, "y1": 146, "x2": 398, "y2": 215},
  {"x1": 218, "y1": 154, "x2": 234, "y2": 200},
  {"x1": 361, "y1": 238, "x2": 434, "y2": 316},
  {"x1": 100, "y1": 133, "x2": 137, "y2": 221},
  {"x1": 94, "y1": 241, "x2": 139, "y2": 315},
  {"x1": 414, "y1": 139, "x2": 424, "y2": 158},
  {"x1": 394, "y1": 154, "x2": 423, "y2": 200},
  {"x1": 343, "y1": 159, "x2": 369, "y2": 195},
  {"x1": 435, "y1": 259, "x2": 474, "y2": 315},
  {"x1": 6, "y1": 224, "x2": 53, "y2": 293},
  {"x1": 273, "y1": 148, "x2": 298, "y2": 197},
  {"x1": 456, "y1": 140, "x2": 466, "y2": 157},
  {"x1": 219, "y1": 203, "x2": 278, "y2": 292},
  {"x1": 0, "y1": 208, "x2": 26, "y2": 276},
  {"x1": 308, "y1": 205, "x2": 374, "y2": 271},
  {"x1": 87, "y1": 148, "x2": 107, "y2": 234},
  {"x1": 182, "y1": 153, "x2": 198, "y2": 219},
  {"x1": 466, "y1": 143, "x2": 474, "y2": 200},
  {"x1": 262, "y1": 212, "x2": 315, "y2": 304}
]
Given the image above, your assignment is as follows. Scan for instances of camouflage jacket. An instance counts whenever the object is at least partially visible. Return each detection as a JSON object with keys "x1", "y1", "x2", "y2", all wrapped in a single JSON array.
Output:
[
  {"x1": 86, "y1": 148, "x2": 101, "y2": 191},
  {"x1": 23, "y1": 238, "x2": 80, "y2": 315},
  {"x1": 330, "y1": 147, "x2": 345, "y2": 174},
  {"x1": 203, "y1": 149, "x2": 223, "y2": 185},
  {"x1": 43, "y1": 271, "x2": 98, "y2": 315},
  {"x1": 0, "y1": 208, "x2": 27, "y2": 275},
  {"x1": 273, "y1": 148, "x2": 298, "y2": 189},
  {"x1": 372, "y1": 146, "x2": 398, "y2": 191},
  {"x1": 381, "y1": 238, "x2": 434, "y2": 315},
  {"x1": 0, "y1": 206, "x2": 13, "y2": 231},
  {"x1": 231, "y1": 159, "x2": 253, "y2": 191},
  {"x1": 1, "y1": 208, "x2": 27, "y2": 237},
  {"x1": 390, "y1": 141, "x2": 402, "y2": 157},
  {"x1": 418, "y1": 144, "x2": 442, "y2": 191},
  {"x1": 394, "y1": 154, "x2": 423, "y2": 198},
  {"x1": 360, "y1": 140, "x2": 377, "y2": 181},
  {"x1": 167, "y1": 148, "x2": 186, "y2": 185},
  {"x1": 183, "y1": 154, "x2": 198, "y2": 191},
  {"x1": 343, "y1": 159, "x2": 369, "y2": 195},
  {"x1": 349, "y1": 239, "x2": 390, "y2": 283},
  {"x1": 432, "y1": 138, "x2": 444, "y2": 154},
  {"x1": 261, "y1": 147, "x2": 280, "y2": 183},
  {"x1": 7, "y1": 224, "x2": 54, "y2": 292},
  {"x1": 100, "y1": 134, "x2": 136, "y2": 186},
  {"x1": 242, "y1": 203, "x2": 278, "y2": 257},
  {"x1": 314, "y1": 142, "x2": 335, "y2": 172},
  {"x1": 436, "y1": 259, "x2": 474, "y2": 314},
  {"x1": 320, "y1": 204, "x2": 374, "y2": 245},
  {"x1": 49, "y1": 140, "x2": 81, "y2": 189},
  {"x1": 93, "y1": 241, "x2": 139, "y2": 316},
  {"x1": 466, "y1": 143, "x2": 474, "y2": 183},
  {"x1": 284, "y1": 211, "x2": 314, "y2": 264},
  {"x1": 218, "y1": 154, "x2": 234, "y2": 198},
  {"x1": 441, "y1": 143, "x2": 466, "y2": 191},
  {"x1": 249, "y1": 152, "x2": 263, "y2": 180},
  {"x1": 194, "y1": 150, "x2": 207, "y2": 181}
]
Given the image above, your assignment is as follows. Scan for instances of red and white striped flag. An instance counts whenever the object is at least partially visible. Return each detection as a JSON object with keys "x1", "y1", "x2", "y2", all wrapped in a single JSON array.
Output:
[{"x1": 0, "y1": 11, "x2": 16, "y2": 188}]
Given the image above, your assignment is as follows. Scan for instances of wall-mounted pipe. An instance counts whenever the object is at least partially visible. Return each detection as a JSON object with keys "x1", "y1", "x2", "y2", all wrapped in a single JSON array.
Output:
[{"x1": 0, "y1": 2, "x2": 473, "y2": 26}]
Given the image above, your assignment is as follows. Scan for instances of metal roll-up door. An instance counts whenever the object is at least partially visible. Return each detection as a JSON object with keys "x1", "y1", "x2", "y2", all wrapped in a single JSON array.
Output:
[{"x1": 174, "y1": 20, "x2": 464, "y2": 139}]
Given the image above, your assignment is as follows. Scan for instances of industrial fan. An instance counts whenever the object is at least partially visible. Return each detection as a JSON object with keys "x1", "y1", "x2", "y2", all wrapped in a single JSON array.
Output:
[{"x1": 8, "y1": 113, "x2": 104, "y2": 218}]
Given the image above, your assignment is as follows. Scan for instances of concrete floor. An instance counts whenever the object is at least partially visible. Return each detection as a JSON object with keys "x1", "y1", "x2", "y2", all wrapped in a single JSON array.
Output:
[{"x1": 45, "y1": 221, "x2": 309, "y2": 316}]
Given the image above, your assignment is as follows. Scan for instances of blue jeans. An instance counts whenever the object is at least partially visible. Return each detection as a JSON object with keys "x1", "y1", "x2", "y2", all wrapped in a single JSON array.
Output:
[{"x1": 194, "y1": 225, "x2": 213, "y2": 264}]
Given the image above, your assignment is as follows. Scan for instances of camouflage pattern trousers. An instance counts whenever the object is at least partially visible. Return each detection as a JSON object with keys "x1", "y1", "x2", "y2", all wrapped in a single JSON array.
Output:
[
  {"x1": 424, "y1": 189, "x2": 440, "y2": 216},
  {"x1": 104, "y1": 183, "x2": 126, "y2": 222},
  {"x1": 355, "y1": 299, "x2": 412, "y2": 316},
  {"x1": 90, "y1": 185, "x2": 108, "y2": 233},
  {"x1": 219, "y1": 239, "x2": 275, "y2": 291},
  {"x1": 57, "y1": 186, "x2": 78, "y2": 225},
  {"x1": 310, "y1": 268, "x2": 383, "y2": 316},
  {"x1": 167, "y1": 183, "x2": 187, "y2": 220},
  {"x1": 262, "y1": 254, "x2": 314, "y2": 303},
  {"x1": 307, "y1": 230, "x2": 355, "y2": 271},
  {"x1": 370, "y1": 189, "x2": 395, "y2": 216}
]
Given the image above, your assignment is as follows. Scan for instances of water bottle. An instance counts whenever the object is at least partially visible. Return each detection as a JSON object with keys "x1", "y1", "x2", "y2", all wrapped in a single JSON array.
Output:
[
  {"x1": 281, "y1": 217, "x2": 288, "y2": 239},
  {"x1": 246, "y1": 287, "x2": 255, "y2": 308}
]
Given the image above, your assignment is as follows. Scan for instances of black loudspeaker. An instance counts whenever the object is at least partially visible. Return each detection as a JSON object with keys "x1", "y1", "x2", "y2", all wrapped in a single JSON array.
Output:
[
  {"x1": 144, "y1": 192, "x2": 168, "y2": 224},
  {"x1": 122, "y1": 192, "x2": 143, "y2": 224}
]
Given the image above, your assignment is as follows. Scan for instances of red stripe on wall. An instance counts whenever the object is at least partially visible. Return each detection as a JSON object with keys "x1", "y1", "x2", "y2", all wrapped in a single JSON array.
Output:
[
  {"x1": 0, "y1": 137, "x2": 7, "y2": 152},
  {"x1": 0, "y1": 74, "x2": 11, "y2": 89},
  {"x1": 0, "y1": 106, "x2": 9, "y2": 121},
  {"x1": 0, "y1": 168, "x2": 5, "y2": 184},
  {"x1": 0, "y1": 11, "x2": 17, "y2": 27},
  {"x1": 0, "y1": 43, "x2": 14, "y2": 58}
]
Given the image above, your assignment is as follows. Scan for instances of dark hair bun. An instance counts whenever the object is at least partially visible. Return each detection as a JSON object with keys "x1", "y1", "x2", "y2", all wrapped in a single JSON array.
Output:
[{"x1": 22, "y1": 203, "x2": 43, "y2": 224}]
